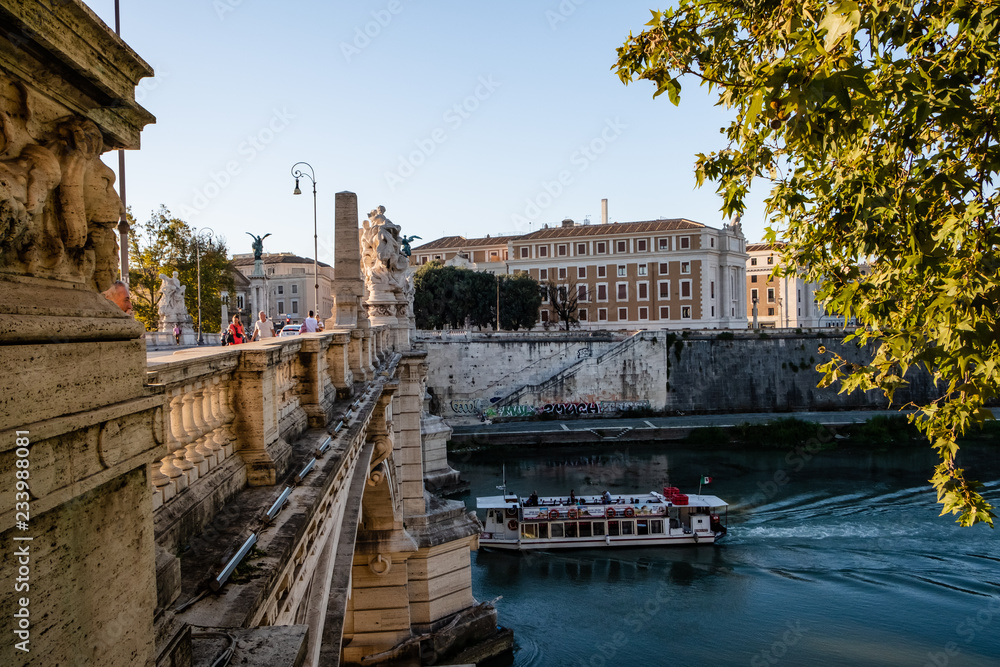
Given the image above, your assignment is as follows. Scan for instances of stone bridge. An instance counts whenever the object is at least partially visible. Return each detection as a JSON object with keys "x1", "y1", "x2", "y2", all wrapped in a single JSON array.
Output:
[{"x1": 0, "y1": 4, "x2": 505, "y2": 665}]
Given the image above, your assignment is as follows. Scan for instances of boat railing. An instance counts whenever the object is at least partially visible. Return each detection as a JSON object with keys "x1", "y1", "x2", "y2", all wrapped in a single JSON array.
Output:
[{"x1": 521, "y1": 503, "x2": 668, "y2": 520}]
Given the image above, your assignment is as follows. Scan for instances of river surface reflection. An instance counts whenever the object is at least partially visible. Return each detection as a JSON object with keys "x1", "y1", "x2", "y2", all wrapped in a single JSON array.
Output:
[{"x1": 458, "y1": 442, "x2": 1000, "y2": 667}]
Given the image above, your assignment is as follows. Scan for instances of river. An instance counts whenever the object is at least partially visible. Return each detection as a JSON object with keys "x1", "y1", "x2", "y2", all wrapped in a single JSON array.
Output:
[{"x1": 457, "y1": 438, "x2": 1000, "y2": 667}]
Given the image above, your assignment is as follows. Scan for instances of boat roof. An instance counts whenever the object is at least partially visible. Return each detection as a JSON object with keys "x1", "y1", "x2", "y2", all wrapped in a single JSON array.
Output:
[{"x1": 476, "y1": 492, "x2": 728, "y2": 509}]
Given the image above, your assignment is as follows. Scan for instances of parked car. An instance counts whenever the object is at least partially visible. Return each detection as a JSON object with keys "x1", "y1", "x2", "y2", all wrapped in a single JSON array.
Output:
[{"x1": 279, "y1": 324, "x2": 300, "y2": 337}]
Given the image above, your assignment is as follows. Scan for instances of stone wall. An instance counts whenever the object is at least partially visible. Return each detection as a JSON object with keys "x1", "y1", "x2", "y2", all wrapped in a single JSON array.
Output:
[{"x1": 421, "y1": 330, "x2": 941, "y2": 417}]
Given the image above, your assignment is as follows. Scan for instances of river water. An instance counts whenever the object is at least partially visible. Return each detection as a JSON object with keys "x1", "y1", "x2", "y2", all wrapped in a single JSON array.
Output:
[{"x1": 457, "y1": 439, "x2": 1000, "y2": 667}]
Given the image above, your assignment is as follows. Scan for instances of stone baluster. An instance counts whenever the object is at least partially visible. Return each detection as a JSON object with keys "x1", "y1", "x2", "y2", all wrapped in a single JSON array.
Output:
[
  {"x1": 191, "y1": 386, "x2": 216, "y2": 471},
  {"x1": 180, "y1": 392, "x2": 206, "y2": 479},
  {"x1": 219, "y1": 380, "x2": 237, "y2": 457},
  {"x1": 167, "y1": 392, "x2": 191, "y2": 492},
  {"x1": 207, "y1": 376, "x2": 228, "y2": 463}
]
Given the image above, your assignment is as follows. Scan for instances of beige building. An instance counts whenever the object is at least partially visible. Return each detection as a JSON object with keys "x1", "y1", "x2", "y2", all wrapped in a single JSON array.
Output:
[
  {"x1": 413, "y1": 216, "x2": 749, "y2": 330},
  {"x1": 232, "y1": 252, "x2": 335, "y2": 325},
  {"x1": 745, "y1": 242, "x2": 833, "y2": 328},
  {"x1": 411, "y1": 235, "x2": 511, "y2": 274}
]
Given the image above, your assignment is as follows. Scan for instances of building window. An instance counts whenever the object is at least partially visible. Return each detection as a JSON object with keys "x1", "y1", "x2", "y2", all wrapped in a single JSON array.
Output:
[
  {"x1": 537, "y1": 246, "x2": 548, "y2": 257},
  {"x1": 578, "y1": 309, "x2": 588, "y2": 321},
  {"x1": 751, "y1": 288, "x2": 758, "y2": 301},
  {"x1": 767, "y1": 256, "x2": 774, "y2": 264},
  {"x1": 681, "y1": 306, "x2": 692, "y2": 319},
  {"x1": 638, "y1": 264, "x2": 647, "y2": 276},
  {"x1": 578, "y1": 266, "x2": 587, "y2": 279},
  {"x1": 618, "y1": 307, "x2": 628, "y2": 320},
  {"x1": 578, "y1": 284, "x2": 588, "y2": 302},
  {"x1": 637, "y1": 239, "x2": 647, "y2": 252},
  {"x1": 577, "y1": 243, "x2": 587, "y2": 255},
  {"x1": 237, "y1": 295, "x2": 244, "y2": 309},
  {"x1": 658, "y1": 281, "x2": 670, "y2": 299},
  {"x1": 617, "y1": 265, "x2": 627, "y2": 277},
  {"x1": 597, "y1": 284, "x2": 608, "y2": 301},
  {"x1": 616, "y1": 240, "x2": 627, "y2": 253},
  {"x1": 751, "y1": 257, "x2": 758, "y2": 265},
  {"x1": 434, "y1": 255, "x2": 441, "y2": 260},
  {"x1": 277, "y1": 285, "x2": 284, "y2": 295},
  {"x1": 597, "y1": 266, "x2": 607, "y2": 278},
  {"x1": 710, "y1": 281, "x2": 715, "y2": 299},
  {"x1": 596, "y1": 242, "x2": 607, "y2": 254},
  {"x1": 681, "y1": 262, "x2": 691, "y2": 274},
  {"x1": 521, "y1": 247, "x2": 529, "y2": 258},
  {"x1": 658, "y1": 238, "x2": 669, "y2": 250},
  {"x1": 659, "y1": 306, "x2": 670, "y2": 319},
  {"x1": 679, "y1": 236, "x2": 690, "y2": 249},
  {"x1": 658, "y1": 262, "x2": 669, "y2": 274},
  {"x1": 638, "y1": 307, "x2": 648, "y2": 320},
  {"x1": 711, "y1": 306, "x2": 715, "y2": 316},
  {"x1": 291, "y1": 284, "x2": 298, "y2": 294},
  {"x1": 558, "y1": 244, "x2": 567, "y2": 256},
  {"x1": 768, "y1": 288, "x2": 775, "y2": 302},
  {"x1": 711, "y1": 237, "x2": 715, "y2": 248},
  {"x1": 558, "y1": 267, "x2": 567, "y2": 280},
  {"x1": 768, "y1": 307, "x2": 775, "y2": 316},
  {"x1": 539, "y1": 269, "x2": 548, "y2": 280},
  {"x1": 798, "y1": 289, "x2": 801, "y2": 303},
  {"x1": 277, "y1": 300, "x2": 285, "y2": 313},
  {"x1": 751, "y1": 275, "x2": 758, "y2": 283},
  {"x1": 291, "y1": 300, "x2": 299, "y2": 314},
  {"x1": 598, "y1": 308, "x2": 608, "y2": 321},
  {"x1": 617, "y1": 283, "x2": 628, "y2": 300},
  {"x1": 638, "y1": 282, "x2": 648, "y2": 300},
  {"x1": 490, "y1": 250, "x2": 498, "y2": 258},
  {"x1": 681, "y1": 280, "x2": 692, "y2": 298},
  {"x1": 541, "y1": 310, "x2": 549, "y2": 322}
]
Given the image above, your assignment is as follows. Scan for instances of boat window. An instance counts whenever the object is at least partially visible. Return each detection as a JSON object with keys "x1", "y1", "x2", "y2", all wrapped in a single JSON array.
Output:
[
  {"x1": 551, "y1": 523, "x2": 564, "y2": 538},
  {"x1": 650, "y1": 520, "x2": 663, "y2": 534},
  {"x1": 637, "y1": 520, "x2": 649, "y2": 536},
  {"x1": 565, "y1": 522, "x2": 578, "y2": 538},
  {"x1": 621, "y1": 521, "x2": 635, "y2": 536},
  {"x1": 538, "y1": 523, "x2": 548, "y2": 539},
  {"x1": 592, "y1": 522, "x2": 605, "y2": 536},
  {"x1": 523, "y1": 524, "x2": 537, "y2": 539},
  {"x1": 608, "y1": 521, "x2": 620, "y2": 536},
  {"x1": 579, "y1": 522, "x2": 592, "y2": 538}
]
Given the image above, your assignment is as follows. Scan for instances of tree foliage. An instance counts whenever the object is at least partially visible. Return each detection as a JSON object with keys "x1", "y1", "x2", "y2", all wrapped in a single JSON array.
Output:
[
  {"x1": 413, "y1": 262, "x2": 541, "y2": 330},
  {"x1": 128, "y1": 205, "x2": 233, "y2": 333},
  {"x1": 616, "y1": 1, "x2": 999, "y2": 526}
]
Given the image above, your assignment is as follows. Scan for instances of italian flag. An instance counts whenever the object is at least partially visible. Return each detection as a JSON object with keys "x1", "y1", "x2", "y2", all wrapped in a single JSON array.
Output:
[{"x1": 701, "y1": 476, "x2": 712, "y2": 484}]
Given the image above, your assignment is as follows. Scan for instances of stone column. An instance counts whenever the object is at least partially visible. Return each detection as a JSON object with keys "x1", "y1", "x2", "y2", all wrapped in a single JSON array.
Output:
[
  {"x1": 329, "y1": 191, "x2": 365, "y2": 330},
  {"x1": 396, "y1": 353, "x2": 428, "y2": 517},
  {"x1": 325, "y1": 331, "x2": 354, "y2": 399},
  {"x1": 232, "y1": 347, "x2": 292, "y2": 485},
  {"x1": 298, "y1": 336, "x2": 328, "y2": 427}
]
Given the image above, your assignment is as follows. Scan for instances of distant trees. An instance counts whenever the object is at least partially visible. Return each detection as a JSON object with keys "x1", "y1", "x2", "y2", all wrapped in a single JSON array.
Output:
[
  {"x1": 544, "y1": 279, "x2": 579, "y2": 331},
  {"x1": 128, "y1": 205, "x2": 233, "y2": 332},
  {"x1": 413, "y1": 262, "x2": 541, "y2": 331}
]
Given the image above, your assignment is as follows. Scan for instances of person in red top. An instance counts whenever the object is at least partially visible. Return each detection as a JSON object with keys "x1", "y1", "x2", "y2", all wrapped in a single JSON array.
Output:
[{"x1": 227, "y1": 314, "x2": 246, "y2": 345}]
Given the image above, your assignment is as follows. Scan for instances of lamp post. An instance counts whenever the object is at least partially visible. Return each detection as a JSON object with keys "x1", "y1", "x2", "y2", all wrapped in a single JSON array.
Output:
[
  {"x1": 194, "y1": 227, "x2": 215, "y2": 344},
  {"x1": 752, "y1": 295, "x2": 759, "y2": 329},
  {"x1": 291, "y1": 162, "x2": 318, "y2": 318}
]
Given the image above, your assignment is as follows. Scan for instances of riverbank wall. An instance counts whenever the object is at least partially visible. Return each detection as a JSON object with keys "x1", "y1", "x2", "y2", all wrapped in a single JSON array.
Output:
[{"x1": 416, "y1": 330, "x2": 940, "y2": 423}]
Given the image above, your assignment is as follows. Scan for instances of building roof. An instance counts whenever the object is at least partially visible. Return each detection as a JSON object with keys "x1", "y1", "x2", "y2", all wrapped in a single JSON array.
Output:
[
  {"x1": 231, "y1": 252, "x2": 331, "y2": 268},
  {"x1": 513, "y1": 219, "x2": 705, "y2": 241},
  {"x1": 411, "y1": 235, "x2": 512, "y2": 252},
  {"x1": 746, "y1": 242, "x2": 787, "y2": 252}
]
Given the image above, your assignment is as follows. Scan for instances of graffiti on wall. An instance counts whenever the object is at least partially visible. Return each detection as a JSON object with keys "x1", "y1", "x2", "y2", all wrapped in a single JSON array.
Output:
[{"x1": 478, "y1": 399, "x2": 651, "y2": 418}]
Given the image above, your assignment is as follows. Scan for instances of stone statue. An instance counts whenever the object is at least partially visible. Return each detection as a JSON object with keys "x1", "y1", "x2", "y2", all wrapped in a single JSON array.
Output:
[
  {"x1": 246, "y1": 232, "x2": 271, "y2": 260},
  {"x1": 0, "y1": 72, "x2": 127, "y2": 291},
  {"x1": 157, "y1": 271, "x2": 188, "y2": 321},
  {"x1": 400, "y1": 235, "x2": 421, "y2": 257},
  {"x1": 360, "y1": 206, "x2": 409, "y2": 296}
]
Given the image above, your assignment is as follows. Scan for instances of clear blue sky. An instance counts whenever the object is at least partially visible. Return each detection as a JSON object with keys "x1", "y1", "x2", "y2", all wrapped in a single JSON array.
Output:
[{"x1": 91, "y1": 0, "x2": 768, "y2": 264}]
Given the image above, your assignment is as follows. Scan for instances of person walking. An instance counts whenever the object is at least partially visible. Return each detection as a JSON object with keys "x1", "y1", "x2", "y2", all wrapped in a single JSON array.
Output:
[
  {"x1": 251, "y1": 311, "x2": 274, "y2": 341},
  {"x1": 299, "y1": 310, "x2": 319, "y2": 334},
  {"x1": 226, "y1": 314, "x2": 246, "y2": 345},
  {"x1": 173, "y1": 324, "x2": 181, "y2": 344}
]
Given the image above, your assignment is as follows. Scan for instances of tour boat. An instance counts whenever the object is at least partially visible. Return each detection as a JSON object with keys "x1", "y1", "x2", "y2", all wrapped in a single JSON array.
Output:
[{"x1": 476, "y1": 486, "x2": 728, "y2": 550}]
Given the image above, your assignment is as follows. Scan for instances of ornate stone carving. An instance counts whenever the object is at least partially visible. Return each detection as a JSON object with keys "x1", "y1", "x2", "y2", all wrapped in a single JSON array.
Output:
[
  {"x1": 0, "y1": 75, "x2": 126, "y2": 290},
  {"x1": 360, "y1": 205, "x2": 409, "y2": 298}
]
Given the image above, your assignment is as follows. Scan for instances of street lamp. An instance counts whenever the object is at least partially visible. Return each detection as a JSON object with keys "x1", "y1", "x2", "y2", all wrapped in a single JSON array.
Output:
[
  {"x1": 290, "y1": 162, "x2": 318, "y2": 319},
  {"x1": 752, "y1": 295, "x2": 759, "y2": 329},
  {"x1": 194, "y1": 227, "x2": 215, "y2": 344}
]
